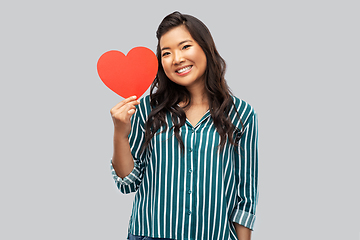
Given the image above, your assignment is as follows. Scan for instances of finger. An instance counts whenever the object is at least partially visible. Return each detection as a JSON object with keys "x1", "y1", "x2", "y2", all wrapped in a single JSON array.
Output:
[
  {"x1": 128, "y1": 108, "x2": 136, "y2": 115},
  {"x1": 113, "y1": 95, "x2": 138, "y2": 110},
  {"x1": 114, "y1": 99, "x2": 139, "y2": 116},
  {"x1": 111, "y1": 96, "x2": 140, "y2": 115},
  {"x1": 112, "y1": 95, "x2": 136, "y2": 111},
  {"x1": 125, "y1": 103, "x2": 138, "y2": 116},
  {"x1": 111, "y1": 102, "x2": 138, "y2": 119}
]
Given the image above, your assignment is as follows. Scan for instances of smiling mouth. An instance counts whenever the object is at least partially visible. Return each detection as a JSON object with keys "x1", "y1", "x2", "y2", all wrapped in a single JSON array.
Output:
[{"x1": 176, "y1": 65, "x2": 193, "y2": 74}]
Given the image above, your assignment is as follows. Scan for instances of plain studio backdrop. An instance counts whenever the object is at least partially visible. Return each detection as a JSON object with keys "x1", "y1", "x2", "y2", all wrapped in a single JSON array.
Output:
[{"x1": 0, "y1": 0, "x2": 359, "y2": 239}]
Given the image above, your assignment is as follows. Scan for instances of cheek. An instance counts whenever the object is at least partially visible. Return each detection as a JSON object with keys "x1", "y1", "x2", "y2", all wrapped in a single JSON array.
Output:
[
  {"x1": 191, "y1": 48, "x2": 207, "y2": 67},
  {"x1": 161, "y1": 59, "x2": 173, "y2": 78},
  {"x1": 161, "y1": 59, "x2": 170, "y2": 71},
  {"x1": 197, "y1": 53, "x2": 207, "y2": 72}
]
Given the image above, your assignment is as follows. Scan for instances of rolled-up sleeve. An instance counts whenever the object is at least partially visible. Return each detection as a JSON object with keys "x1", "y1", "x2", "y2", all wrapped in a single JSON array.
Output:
[
  {"x1": 231, "y1": 111, "x2": 259, "y2": 230},
  {"x1": 110, "y1": 97, "x2": 150, "y2": 194}
]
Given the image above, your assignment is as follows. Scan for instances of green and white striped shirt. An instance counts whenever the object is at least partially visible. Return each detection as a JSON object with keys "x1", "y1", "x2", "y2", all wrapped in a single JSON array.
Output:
[{"x1": 111, "y1": 95, "x2": 258, "y2": 240}]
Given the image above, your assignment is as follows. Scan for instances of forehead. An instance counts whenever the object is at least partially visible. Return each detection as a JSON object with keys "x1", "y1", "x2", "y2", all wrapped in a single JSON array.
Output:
[{"x1": 159, "y1": 25, "x2": 194, "y2": 49}]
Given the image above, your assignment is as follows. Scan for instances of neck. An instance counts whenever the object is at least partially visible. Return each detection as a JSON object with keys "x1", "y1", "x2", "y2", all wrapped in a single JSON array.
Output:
[
  {"x1": 181, "y1": 82, "x2": 209, "y2": 108},
  {"x1": 190, "y1": 92, "x2": 208, "y2": 105}
]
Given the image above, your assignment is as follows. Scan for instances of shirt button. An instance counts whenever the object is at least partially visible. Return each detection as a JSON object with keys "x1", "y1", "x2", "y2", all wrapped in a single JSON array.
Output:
[
  {"x1": 188, "y1": 169, "x2": 193, "y2": 173},
  {"x1": 187, "y1": 210, "x2": 192, "y2": 215},
  {"x1": 189, "y1": 148, "x2": 193, "y2": 152},
  {"x1": 188, "y1": 190, "x2": 192, "y2": 194}
]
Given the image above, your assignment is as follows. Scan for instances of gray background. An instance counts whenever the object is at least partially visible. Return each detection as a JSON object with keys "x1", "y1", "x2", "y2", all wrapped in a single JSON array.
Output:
[{"x1": 1, "y1": 0, "x2": 359, "y2": 239}]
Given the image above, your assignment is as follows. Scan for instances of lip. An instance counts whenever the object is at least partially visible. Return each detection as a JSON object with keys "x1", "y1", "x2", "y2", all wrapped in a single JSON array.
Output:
[{"x1": 175, "y1": 65, "x2": 193, "y2": 76}]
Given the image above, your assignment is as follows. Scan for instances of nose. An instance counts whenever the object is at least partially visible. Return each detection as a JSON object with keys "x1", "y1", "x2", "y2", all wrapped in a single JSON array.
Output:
[{"x1": 173, "y1": 51, "x2": 184, "y2": 65}]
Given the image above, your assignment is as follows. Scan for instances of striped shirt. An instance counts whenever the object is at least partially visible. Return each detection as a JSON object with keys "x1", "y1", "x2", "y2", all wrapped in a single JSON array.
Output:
[{"x1": 111, "y1": 95, "x2": 258, "y2": 240}]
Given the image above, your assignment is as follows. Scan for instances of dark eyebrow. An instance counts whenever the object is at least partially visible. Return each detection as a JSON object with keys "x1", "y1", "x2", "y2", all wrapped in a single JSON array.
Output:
[{"x1": 161, "y1": 40, "x2": 193, "y2": 51}]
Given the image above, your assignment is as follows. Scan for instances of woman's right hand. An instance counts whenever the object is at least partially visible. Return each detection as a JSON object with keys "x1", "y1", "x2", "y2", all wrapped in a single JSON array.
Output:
[{"x1": 110, "y1": 95, "x2": 140, "y2": 138}]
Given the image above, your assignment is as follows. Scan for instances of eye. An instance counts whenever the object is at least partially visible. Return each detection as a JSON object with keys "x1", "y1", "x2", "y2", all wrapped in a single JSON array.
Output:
[
  {"x1": 182, "y1": 45, "x2": 191, "y2": 50},
  {"x1": 162, "y1": 52, "x2": 170, "y2": 57}
]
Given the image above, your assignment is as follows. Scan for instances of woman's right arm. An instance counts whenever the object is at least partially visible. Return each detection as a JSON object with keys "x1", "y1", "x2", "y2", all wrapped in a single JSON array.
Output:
[{"x1": 110, "y1": 95, "x2": 140, "y2": 178}]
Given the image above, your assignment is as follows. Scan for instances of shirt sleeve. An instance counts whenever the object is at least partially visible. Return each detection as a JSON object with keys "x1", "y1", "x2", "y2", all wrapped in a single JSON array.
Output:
[
  {"x1": 110, "y1": 97, "x2": 149, "y2": 194},
  {"x1": 230, "y1": 111, "x2": 259, "y2": 230}
]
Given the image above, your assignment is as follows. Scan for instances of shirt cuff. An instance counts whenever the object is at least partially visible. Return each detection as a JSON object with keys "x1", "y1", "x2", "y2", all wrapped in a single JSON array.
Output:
[
  {"x1": 110, "y1": 159, "x2": 141, "y2": 186},
  {"x1": 230, "y1": 208, "x2": 256, "y2": 230}
]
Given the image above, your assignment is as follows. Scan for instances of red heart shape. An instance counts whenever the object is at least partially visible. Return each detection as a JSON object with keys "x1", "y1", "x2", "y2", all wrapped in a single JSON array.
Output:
[{"x1": 97, "y1": 47, "x2": 158, "y2": 98}]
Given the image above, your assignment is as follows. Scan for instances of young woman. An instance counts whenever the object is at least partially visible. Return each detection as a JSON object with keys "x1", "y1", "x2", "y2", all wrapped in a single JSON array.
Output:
[{"x1": 110, "y1": 11, "x2": 258, "y2": 240}]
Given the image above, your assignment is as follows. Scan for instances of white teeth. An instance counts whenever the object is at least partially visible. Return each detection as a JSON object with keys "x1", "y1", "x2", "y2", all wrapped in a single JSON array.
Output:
[{"x1": 177, "y1": 66, "x2": 192, "y2": 73}]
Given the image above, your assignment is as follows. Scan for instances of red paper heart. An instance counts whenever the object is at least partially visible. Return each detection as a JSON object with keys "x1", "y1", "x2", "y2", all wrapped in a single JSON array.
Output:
[{"x1": 97, "y1": 47, "x2": 158, "y2": 98}]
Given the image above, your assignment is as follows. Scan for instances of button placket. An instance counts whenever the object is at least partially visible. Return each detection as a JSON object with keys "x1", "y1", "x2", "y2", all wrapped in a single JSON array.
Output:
[
  {"x1": 190, "y1": 128, "x2": 195, "y2": 195},
  {"x1": 186, "y1": 127, "x2": 195, "y2": 218}
]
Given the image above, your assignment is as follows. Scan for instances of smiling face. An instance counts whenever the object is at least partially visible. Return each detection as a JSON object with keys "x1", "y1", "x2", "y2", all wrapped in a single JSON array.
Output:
[{"x1": 159, "y1": 25, "x2": 207, "y2": 89}]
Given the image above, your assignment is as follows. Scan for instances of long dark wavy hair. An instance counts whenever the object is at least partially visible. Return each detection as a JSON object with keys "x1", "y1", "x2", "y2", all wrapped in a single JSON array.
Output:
[{"x1": 143, "y1": 11, "x2": 242, "y2": 152}]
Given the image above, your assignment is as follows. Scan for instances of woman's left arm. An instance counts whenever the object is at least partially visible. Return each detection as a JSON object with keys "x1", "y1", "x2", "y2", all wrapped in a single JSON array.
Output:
[
  {"x1": 234, "y1": 222, "x2": 252, "y2": 240},
  {"x1": 231, "y1": 110, "x2": 259, "y2": 234}
]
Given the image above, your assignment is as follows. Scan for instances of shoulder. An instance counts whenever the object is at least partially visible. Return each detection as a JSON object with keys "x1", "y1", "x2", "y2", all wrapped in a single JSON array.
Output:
[
  {"x1": 139, "y1": 95, "x2": 151, "y2": 107},
  {"x1": 229, "y1": 95, "x2": 257, "y2": 129},
  {"x1": 135, "y1": 95, "x2": 152, "y2": 122}
]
